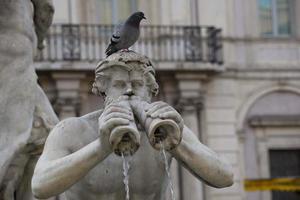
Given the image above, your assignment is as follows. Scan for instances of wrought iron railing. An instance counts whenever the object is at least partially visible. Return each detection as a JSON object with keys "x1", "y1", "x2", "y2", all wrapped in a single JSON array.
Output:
[{"x1": 36, "y1": 24, "x2": 223, "y2": 64}]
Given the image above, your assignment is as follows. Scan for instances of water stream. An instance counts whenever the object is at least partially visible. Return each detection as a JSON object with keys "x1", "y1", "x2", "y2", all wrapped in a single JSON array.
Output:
[
  {"x1": 120, "y1": 143, "x2": 175, "y2": 200},
  {"x1": 161, "y1": 142, "x2": 176, "y2": 200},
  {"x1": 122, "y1": 153, "x2": 130, "y2": 200}
]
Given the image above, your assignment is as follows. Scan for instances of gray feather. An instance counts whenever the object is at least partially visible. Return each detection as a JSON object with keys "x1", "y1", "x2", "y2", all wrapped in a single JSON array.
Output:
[{"x1": 111, "y1": 23, "x2": 123, "y2": 43}]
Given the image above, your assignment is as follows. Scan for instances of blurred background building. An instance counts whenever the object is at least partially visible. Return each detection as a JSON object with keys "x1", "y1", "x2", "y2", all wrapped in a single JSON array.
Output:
[{"x1": 34, "y1": 0, "x2": 300, "y2": 200}]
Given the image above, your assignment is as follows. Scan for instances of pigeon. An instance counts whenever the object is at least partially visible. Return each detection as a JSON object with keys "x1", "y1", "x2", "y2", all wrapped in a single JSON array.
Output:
[{"x1": 105, "y1": 11, "x2": 146, "y2": 57}]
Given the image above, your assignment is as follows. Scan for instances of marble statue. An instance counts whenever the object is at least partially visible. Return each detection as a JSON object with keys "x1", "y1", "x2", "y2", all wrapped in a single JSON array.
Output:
[
  {"x1": 0, "y1": 0, "x2": 59, "y2": 199},
  {"x1": 32, "y1": 51, "x2": 233, "y2": 200}
]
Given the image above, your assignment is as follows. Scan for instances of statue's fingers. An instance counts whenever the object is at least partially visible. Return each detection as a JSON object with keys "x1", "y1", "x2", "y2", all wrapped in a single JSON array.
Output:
[
  {"x1": 105, "y1": 106, "x2": 132, "y2": 115},
  {"x1": 105, "y1": 103, "x2": 131, "y2": 111},
  {"x1": 159, "y1": 111, "x2": 182, "y2": 124},
  {"x1": 144, "y1": 101, "x2": 163, "y2": 112},
  {"x1": 104, "y1": 118, "x2": 130, "y2": 131},
  {"x1": 150, "y1": 107, "x2": 173, "y2": 118},
  {"x1": 146, "y1": 102, "x2": 168, "y2": 116},
  {"x1": 104, "y1": 113, "x2": 134, "y2": 122}
]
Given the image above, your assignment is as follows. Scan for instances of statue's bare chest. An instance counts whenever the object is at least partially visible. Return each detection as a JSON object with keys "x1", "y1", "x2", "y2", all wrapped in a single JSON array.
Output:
[{"x1": 69, "y1": 130, "x2": 171, "y2": 196}]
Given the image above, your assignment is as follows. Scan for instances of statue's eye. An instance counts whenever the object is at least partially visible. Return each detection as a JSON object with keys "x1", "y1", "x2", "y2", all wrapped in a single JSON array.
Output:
[
  {"x1": 132, "y1": 81, "x2": 144, "y2": 88},
  {"x1": 113, "y1": 81, "x2": 126, "y2": 88}
]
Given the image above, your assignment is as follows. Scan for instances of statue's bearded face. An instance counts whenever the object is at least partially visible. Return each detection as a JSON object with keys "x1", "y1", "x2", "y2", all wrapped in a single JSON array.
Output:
[{"x1": 104, "y1": 67, "x2": 152, "y2": 102}]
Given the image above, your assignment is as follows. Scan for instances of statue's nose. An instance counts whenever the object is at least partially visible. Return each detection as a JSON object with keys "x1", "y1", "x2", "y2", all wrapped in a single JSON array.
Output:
[{"x1": 124, "y1": 88, "x2": 134, "y2": 96}]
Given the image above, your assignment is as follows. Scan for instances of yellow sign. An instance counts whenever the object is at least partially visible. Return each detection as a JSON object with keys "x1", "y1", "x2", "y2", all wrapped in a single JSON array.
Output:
[{"x1": 244, "y1": 177, "x2": 300, "y2": 192}]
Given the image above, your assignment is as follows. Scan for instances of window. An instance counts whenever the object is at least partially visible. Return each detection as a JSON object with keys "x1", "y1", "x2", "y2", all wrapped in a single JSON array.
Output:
[
  {"x1": 96, "y1": 0, "x2": 138, "y2": 24},
  {"x1": 269, "y1": 150, "x2": 300, "y2": 200},
  {"x1": 259, "y1": 0, "x2": 293, "y2": 36}
]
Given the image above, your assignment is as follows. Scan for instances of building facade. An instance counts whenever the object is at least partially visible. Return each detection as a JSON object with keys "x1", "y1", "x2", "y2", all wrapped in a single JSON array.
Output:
[{"x1": 35, "y1": 0, "x2": 300, "y2": 200}]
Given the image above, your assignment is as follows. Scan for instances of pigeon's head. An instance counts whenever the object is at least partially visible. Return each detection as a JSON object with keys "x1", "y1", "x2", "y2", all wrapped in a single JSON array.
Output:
[
  {"x1": 127, "y1": 11, "x2": 146, "y2": 26},
  {"x1": 134, "y1": 11, "x2": 146, "y2": 20}
]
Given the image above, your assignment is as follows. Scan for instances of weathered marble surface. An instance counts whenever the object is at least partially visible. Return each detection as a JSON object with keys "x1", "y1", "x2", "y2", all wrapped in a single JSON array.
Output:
[
  {"x1": 0, "y1": 0, "x2": 58, "y2": 199},
  {"x1": 32, "y1": 51, "x2": 233, "y2": 200}
]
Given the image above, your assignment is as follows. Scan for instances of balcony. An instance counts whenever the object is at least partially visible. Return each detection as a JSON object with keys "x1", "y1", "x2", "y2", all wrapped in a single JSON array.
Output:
[{"x1": 36, "y1": 24, "x2": 223, "y2": 65}]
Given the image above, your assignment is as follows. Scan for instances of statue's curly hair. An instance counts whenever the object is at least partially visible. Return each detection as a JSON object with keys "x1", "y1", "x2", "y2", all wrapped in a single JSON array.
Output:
[{"x1": 92, "y1": 51, "x2": 159, "y2": 98}]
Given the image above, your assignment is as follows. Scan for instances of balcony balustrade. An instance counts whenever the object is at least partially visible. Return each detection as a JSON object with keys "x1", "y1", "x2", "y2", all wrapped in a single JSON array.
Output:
[{"x1": 36, "y1": 24, "x2": 223, "y2": 64}]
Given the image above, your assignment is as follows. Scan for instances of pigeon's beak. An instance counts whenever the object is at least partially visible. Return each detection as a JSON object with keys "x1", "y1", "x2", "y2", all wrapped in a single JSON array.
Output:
[{"x1": 142, "y1": 16, "x2": 146, "y2": 19}]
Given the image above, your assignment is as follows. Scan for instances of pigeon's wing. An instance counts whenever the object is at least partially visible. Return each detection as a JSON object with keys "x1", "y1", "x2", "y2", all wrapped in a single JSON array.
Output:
[
  {"x1": 110, "y1": 22, "x2": 124, "y2": 44},
  {"x1": 105, "y1": 23, "x2": 124, "y2": 56}
]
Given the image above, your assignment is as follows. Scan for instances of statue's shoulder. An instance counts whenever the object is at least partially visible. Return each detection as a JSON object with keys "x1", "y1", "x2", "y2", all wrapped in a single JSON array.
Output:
[
  {"x1": 44, "y1": 110, "x2": 103, "y2": 150},
  {"x1": 81, "y1": 109, "x2": 104, "y2": 123},
  {"x1": 51, "y1": 109, "x2": 103, "y2": 135}
]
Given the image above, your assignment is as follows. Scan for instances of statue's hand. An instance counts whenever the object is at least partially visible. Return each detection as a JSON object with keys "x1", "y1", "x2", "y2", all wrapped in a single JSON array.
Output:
[
  {"x1": 32, "y1": 0, "x2": 55, "y2": 50},
  {"x1": 146, "y1": 101, "x2": 184, "y2": 132},
  {"x1": 98, "y1": 97, "x2": 134, "y2": 152}
]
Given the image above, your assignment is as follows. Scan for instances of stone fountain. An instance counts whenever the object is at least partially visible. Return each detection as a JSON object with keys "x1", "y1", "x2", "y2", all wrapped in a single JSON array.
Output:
[
  {"x1": 32, "y1": 51, "x2": 233, "y2": 200},
  {"x1": 0, "y1": 0, "x2": 233, "y2": 199}
]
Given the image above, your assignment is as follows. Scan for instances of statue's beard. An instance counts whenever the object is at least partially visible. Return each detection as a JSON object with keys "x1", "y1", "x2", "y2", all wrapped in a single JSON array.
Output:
[
  {"x1": 134, "y1": 117, "x2": 144, "y2": 131},
  {"x1": 103, "y1": 96, "x2": 115, "y2": 106}
]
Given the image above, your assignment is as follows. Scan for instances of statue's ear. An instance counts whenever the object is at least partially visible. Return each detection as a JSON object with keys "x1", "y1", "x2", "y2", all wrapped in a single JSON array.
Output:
[
  {"x1": 144, "y1": 71, "x2": 159, "y2": 96},
  {"x1": 92, "y1": 72, "x2": 109, "y2": 96}
]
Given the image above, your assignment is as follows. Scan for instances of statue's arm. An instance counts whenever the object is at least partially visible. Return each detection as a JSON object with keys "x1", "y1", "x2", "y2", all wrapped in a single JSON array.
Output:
[
  {"x1": 31, "y1": 118, "x2": 111, "y2": 199},
  {"x1": 31, "y1": 0, "x2": 54, "y2": 50},
  {"x1": 142, "y1": 100, "x2": 233, "y2": 187},
  {"x1": 170, "y1": 126, "x2": 234, "y2": 188}
]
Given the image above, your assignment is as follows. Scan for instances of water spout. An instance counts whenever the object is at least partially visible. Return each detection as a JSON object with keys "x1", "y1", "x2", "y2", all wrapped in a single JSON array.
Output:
[
  {"x1": 122, "y1": 153, "x2": 130, "y2": 200},
  {"x1": 161, "y1": 142, "x2": 175, "y2": 200}
]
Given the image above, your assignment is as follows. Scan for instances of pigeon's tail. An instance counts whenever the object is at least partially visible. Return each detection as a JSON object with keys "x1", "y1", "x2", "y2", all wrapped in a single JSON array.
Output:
[{"x1": 105, "y1": 43, "x2": 118, "y2": 57}]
